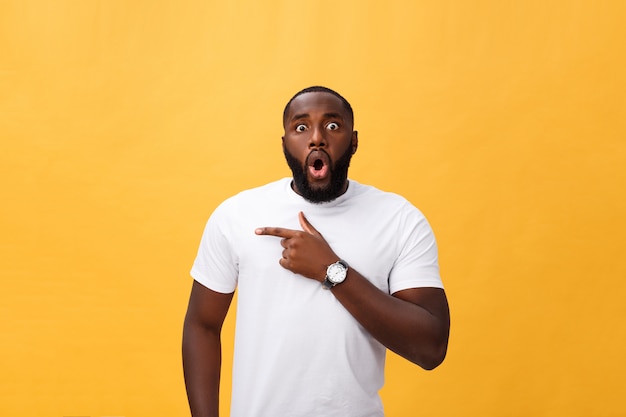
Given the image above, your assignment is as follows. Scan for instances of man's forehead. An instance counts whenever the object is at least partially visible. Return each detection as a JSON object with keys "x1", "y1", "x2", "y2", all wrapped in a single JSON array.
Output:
[{"x1": 286, "y1": 92, "x2": 347, "y2": 120}]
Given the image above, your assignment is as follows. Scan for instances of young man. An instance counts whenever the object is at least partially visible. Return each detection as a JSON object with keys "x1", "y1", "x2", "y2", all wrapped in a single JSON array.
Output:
[{"x1": 183, "y1": 86, "x2": 450, "y2": 417}]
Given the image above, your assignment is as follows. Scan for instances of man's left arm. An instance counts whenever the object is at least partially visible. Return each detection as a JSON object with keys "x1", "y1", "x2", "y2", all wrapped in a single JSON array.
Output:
[
  {"x1": 329, "y1": 271, "x2": 449, "y2": 369},
  {"x1": 255, "y1": 212, "x2": 450, "y2": 370}
]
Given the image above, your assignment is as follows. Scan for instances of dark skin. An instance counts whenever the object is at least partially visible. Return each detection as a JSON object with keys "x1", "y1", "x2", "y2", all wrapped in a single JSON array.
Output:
[
  {"x1": 183, "y1": 92, "x2": 450, "y2": 417},
  {"x1": 183, "y1": 282, "x2": 233, "y2": 417}
]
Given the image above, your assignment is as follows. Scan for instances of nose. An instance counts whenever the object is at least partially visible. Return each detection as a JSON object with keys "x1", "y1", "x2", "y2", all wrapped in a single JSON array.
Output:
[{"x1": 308, "y1": 127, "x2": 326, "y2": 148}]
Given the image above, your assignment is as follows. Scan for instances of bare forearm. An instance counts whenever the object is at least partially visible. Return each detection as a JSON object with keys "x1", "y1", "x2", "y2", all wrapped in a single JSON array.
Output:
[
  {"x1": 331, "y1": 270, "x2": 449, "y2": 369},
  {"x1": 182, "y1": 321, "x2": 222, "y2": 417}
]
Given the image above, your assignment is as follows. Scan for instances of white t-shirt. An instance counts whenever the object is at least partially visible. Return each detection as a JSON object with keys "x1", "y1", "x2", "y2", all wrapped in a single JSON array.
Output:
[{"x1": 191, "y1": 178, "x2": 443, "y2": 417}]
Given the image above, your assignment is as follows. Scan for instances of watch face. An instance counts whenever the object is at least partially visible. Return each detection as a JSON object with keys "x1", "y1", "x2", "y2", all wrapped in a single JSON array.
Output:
[{"x1": 327, "y1": 262, "x2": 347, "y2": 284}]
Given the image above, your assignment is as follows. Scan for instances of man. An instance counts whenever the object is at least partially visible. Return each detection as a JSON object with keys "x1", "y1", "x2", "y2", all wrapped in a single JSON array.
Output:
[{"x1": 183, "y1": 86, "x2": 450, "y2": 417}]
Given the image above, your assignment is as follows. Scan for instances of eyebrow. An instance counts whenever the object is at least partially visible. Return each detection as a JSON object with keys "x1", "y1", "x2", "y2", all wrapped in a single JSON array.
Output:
[
  {"x1": 290, "y1": 112, "x2": 344, "y2": 122},
  {"x1": 323, "y1": 112, "x2": 343, "y2": 120},
  {"x1": 291, "y1": 113, "x2": 309, "y2": 122}
]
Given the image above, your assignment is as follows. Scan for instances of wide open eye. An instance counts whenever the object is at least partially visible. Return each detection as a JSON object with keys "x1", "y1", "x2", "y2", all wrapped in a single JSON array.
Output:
[
  {"x1": 326, "y1": 122, "x2": 339, "y2": 131},
  {"x1": 295, "y1": 124, "x2": 307, "y2": 132}
]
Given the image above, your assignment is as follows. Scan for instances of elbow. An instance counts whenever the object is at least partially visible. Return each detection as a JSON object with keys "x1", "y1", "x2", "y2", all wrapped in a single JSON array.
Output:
[
  {"x1": 417, "y1": 315, "x2": 450, "y2": 370},
  {"x1": 419, "y1": 343, "x2": 447, "y2": 370},
  {"x1": 407, "y1": 338, "x2": 448, "y2": 371}
]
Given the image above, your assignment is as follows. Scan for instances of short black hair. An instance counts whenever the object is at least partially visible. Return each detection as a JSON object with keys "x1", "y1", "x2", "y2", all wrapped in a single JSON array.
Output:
[{"x1": 282, "y1": 86, "x2": 354, "y2": 127}]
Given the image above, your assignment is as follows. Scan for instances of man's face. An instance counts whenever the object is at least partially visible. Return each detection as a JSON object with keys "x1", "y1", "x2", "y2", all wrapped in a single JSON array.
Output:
[{"x1": 282, "y1": 92, "x2": 358, "y2": 203}]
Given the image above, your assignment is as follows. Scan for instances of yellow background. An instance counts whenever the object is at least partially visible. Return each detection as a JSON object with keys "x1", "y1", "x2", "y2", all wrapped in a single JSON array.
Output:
[{"x1": 1, "y1": 1, "x2": 625, "y2": 416}]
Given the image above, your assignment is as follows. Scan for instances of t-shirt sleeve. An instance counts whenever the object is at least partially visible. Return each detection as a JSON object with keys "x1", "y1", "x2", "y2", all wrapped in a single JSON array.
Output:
[
  {"x1": 190, "y1": 201, "x2": 238, "y2": 294},
  {"x1": 388, "y1": 205, "x2": 443, "y2": 294}
]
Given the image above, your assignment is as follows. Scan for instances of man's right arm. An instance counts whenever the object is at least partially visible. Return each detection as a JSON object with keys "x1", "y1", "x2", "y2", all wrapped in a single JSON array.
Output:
[{"x1": 182, "y1": 280, "x2": 234, "y2": 417}]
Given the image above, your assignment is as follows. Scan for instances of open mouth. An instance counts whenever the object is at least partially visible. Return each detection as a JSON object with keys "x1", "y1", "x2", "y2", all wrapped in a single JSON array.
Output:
[
  {"x1": 307, "y1": 150, "x2": 330, "y2": 180},
  {"x1": 313, "y1": 158, "x2": 324, "y2": 171}
]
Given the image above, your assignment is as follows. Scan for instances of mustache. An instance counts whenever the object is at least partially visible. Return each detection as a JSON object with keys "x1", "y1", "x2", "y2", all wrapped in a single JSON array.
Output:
[{"x1": 306, "y1": 149, "x2": 330, "y2": 166}]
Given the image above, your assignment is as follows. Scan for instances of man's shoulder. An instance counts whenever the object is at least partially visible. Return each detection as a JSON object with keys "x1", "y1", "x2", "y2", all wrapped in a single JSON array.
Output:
[
  {"x1": 350, "y1": 180, "x2": 412, "y2": 206},
  {"x1": 217, "y1": 178, "x2": 289, "y2": 209},
  {"x1": 349, "y1": 180, "x2": 429, "y2": 222},
  {"x1": 208, "y1": 178, "x2": 290, "y2": 222},
  {"x1": 232, "y1": 177, "x2": 290, "y2": 199}
]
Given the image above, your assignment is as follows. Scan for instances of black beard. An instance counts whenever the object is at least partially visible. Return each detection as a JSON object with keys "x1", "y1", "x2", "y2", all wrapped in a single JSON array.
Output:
[{"x1": 283, "y1": 144, "x2": 353, "y2": 204}]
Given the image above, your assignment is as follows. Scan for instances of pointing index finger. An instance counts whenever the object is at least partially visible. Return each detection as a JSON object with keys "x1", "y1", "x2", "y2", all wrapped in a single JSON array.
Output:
[{"x1": 255, "y1": 226, "x2": 298, "y2": 238}]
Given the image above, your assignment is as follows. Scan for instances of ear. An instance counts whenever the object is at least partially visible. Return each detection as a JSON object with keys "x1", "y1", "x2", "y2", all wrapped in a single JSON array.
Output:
[{"x1": 351, "y1": 131, "x2": 358, "y2": 154}]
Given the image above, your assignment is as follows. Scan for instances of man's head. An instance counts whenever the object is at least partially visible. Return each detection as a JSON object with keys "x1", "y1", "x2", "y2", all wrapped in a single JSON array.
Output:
[
  {"x1": 283, "y1": 86, "x2": 354, "y2": 129},
  {"x1": 282, "y1": 86, "x2": 358, "y2": 204}
]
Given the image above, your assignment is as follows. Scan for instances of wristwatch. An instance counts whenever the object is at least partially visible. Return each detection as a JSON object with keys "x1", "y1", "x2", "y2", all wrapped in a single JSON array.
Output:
[{"x1": 322, "y1": 260, "x2": 349, "y2": 289}]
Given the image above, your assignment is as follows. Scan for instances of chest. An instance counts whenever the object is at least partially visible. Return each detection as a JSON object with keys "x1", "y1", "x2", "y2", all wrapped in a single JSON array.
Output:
[{"x1": 234, "y1": 204, "x2": 403, "y2": 292}]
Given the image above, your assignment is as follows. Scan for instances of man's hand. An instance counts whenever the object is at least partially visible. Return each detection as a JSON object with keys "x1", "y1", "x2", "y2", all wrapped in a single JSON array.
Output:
[{"x1": 255, "y1": 211, "x2": 338, "y2": 282}]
